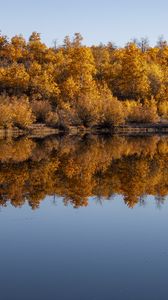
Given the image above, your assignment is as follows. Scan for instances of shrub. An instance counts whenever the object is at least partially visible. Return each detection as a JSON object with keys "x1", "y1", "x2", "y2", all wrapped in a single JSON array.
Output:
[
  {"x1": 97, "y1": 86, "x2": 125, "y2": 127},
  {"x1": 100, "y1": 96, "x2": 125, "y2": 127},
  {"x1": 75, "y1": 97, "x2": 99, "y2": 127},
  {"x1": 12, "y1": 98, "x2": 35, "y2": 128},
  {"x1": 125, "y1": 99, "x2": 159, "y2": 123},
  {"x1": 31, "y1": 100, "x2": 51, "y2": 122},
  {"x1": 0, "y1": 95, "x2": 35, "y2": 128},
  {"x1": 158, "y1": 101, "x2": 168, "y2": 119}
]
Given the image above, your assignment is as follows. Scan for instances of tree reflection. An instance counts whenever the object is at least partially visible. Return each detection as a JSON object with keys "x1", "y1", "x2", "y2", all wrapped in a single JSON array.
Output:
[{"x1": 0, "y1": 134, "x2": 168, "y2": 209}]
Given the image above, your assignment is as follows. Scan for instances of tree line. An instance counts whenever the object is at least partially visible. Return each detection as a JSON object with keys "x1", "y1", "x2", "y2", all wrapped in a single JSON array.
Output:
[{"x1": 0, "y1": 32, "x2": 168, "y2": 128}]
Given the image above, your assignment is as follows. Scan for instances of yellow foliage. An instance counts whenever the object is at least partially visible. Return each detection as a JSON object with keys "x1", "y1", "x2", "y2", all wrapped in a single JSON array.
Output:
[
  {"x1": 0, "y1": 96, "x2": 35, "y2": 128},
  {"x1": 0, "y1": 32, "x2": 168, "y2": 127},
  {"x1": 0, "y1": 63, "x2": 29, "y2": 90},
  {"x1": 0, "y1": 135, "x2": 167, "y2": 209}
]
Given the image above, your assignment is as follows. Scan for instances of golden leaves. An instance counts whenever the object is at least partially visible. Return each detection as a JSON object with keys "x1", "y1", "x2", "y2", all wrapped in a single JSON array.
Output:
[{"x1": 0, "y1": 136, "x2": 167, "y2": 209}]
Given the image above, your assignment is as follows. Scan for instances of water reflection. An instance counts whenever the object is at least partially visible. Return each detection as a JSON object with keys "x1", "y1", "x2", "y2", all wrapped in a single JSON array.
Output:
[{"x1": 0, "y1": 134, "x2": 168, "y2": 209}]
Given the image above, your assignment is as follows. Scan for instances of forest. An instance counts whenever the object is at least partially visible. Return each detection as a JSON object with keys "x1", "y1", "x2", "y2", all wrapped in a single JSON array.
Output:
[
  {"x1": 0, "y1": 134, "x2": 168, "y2": 209},
  {"x1": 0, "y1": 32, "x2": 168, "y2": 129}
]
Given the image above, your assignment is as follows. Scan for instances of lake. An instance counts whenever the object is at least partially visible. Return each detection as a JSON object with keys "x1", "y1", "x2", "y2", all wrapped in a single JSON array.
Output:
[{"x1": 0, "y1": 134, "x2": 168, "y2": 300}]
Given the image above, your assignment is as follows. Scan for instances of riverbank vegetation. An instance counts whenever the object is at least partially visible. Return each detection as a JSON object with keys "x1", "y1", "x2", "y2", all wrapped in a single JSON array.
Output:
[{"x1": 0, "y1": 32, "x2": 168, "y2": 129}]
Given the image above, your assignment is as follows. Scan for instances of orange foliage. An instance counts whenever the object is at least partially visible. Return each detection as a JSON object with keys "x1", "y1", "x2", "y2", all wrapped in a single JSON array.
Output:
[
  {"x1": 0, "y1": 135, "x2": 167, "y2": 209},
  {"x1": 0, "y1": 32, "x2": 168, "y2": 128}
]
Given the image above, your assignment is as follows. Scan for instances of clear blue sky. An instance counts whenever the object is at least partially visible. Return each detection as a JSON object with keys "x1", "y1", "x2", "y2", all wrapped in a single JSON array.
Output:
[{"x1": 1, "y1": 0, "x2": 168, "y2": 46}]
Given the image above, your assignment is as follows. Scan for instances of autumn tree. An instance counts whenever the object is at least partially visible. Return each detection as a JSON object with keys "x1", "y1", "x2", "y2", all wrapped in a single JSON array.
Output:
[{"x1": 117, "y1": 43, "x2": 150, "y2": 100}]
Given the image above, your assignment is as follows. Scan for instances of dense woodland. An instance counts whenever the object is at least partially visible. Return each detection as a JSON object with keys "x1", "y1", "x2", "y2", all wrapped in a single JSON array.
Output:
[
  {"x1": 1, "y1": 32, "x2": 168, "y2": 128},
  {"x1": 0, "y1": 135, "x2": 168, "y2": 209}
]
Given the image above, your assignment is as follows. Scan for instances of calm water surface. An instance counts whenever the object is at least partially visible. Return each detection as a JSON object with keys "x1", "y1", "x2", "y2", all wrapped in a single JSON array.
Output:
[{"x1": 0, "y1": 135, "x2": 168, "y2": 300}]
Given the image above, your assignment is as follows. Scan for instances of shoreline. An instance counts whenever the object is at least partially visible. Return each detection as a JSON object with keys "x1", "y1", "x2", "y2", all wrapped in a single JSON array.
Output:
[{"x1": 1, "y1": 122, "x2": 168, "y2": 138}]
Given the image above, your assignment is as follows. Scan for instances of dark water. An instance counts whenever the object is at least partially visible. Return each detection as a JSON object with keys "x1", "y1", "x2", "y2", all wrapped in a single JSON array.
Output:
[{"x1": 0, "y1": 135, "x2": 168, "y2": 300}]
